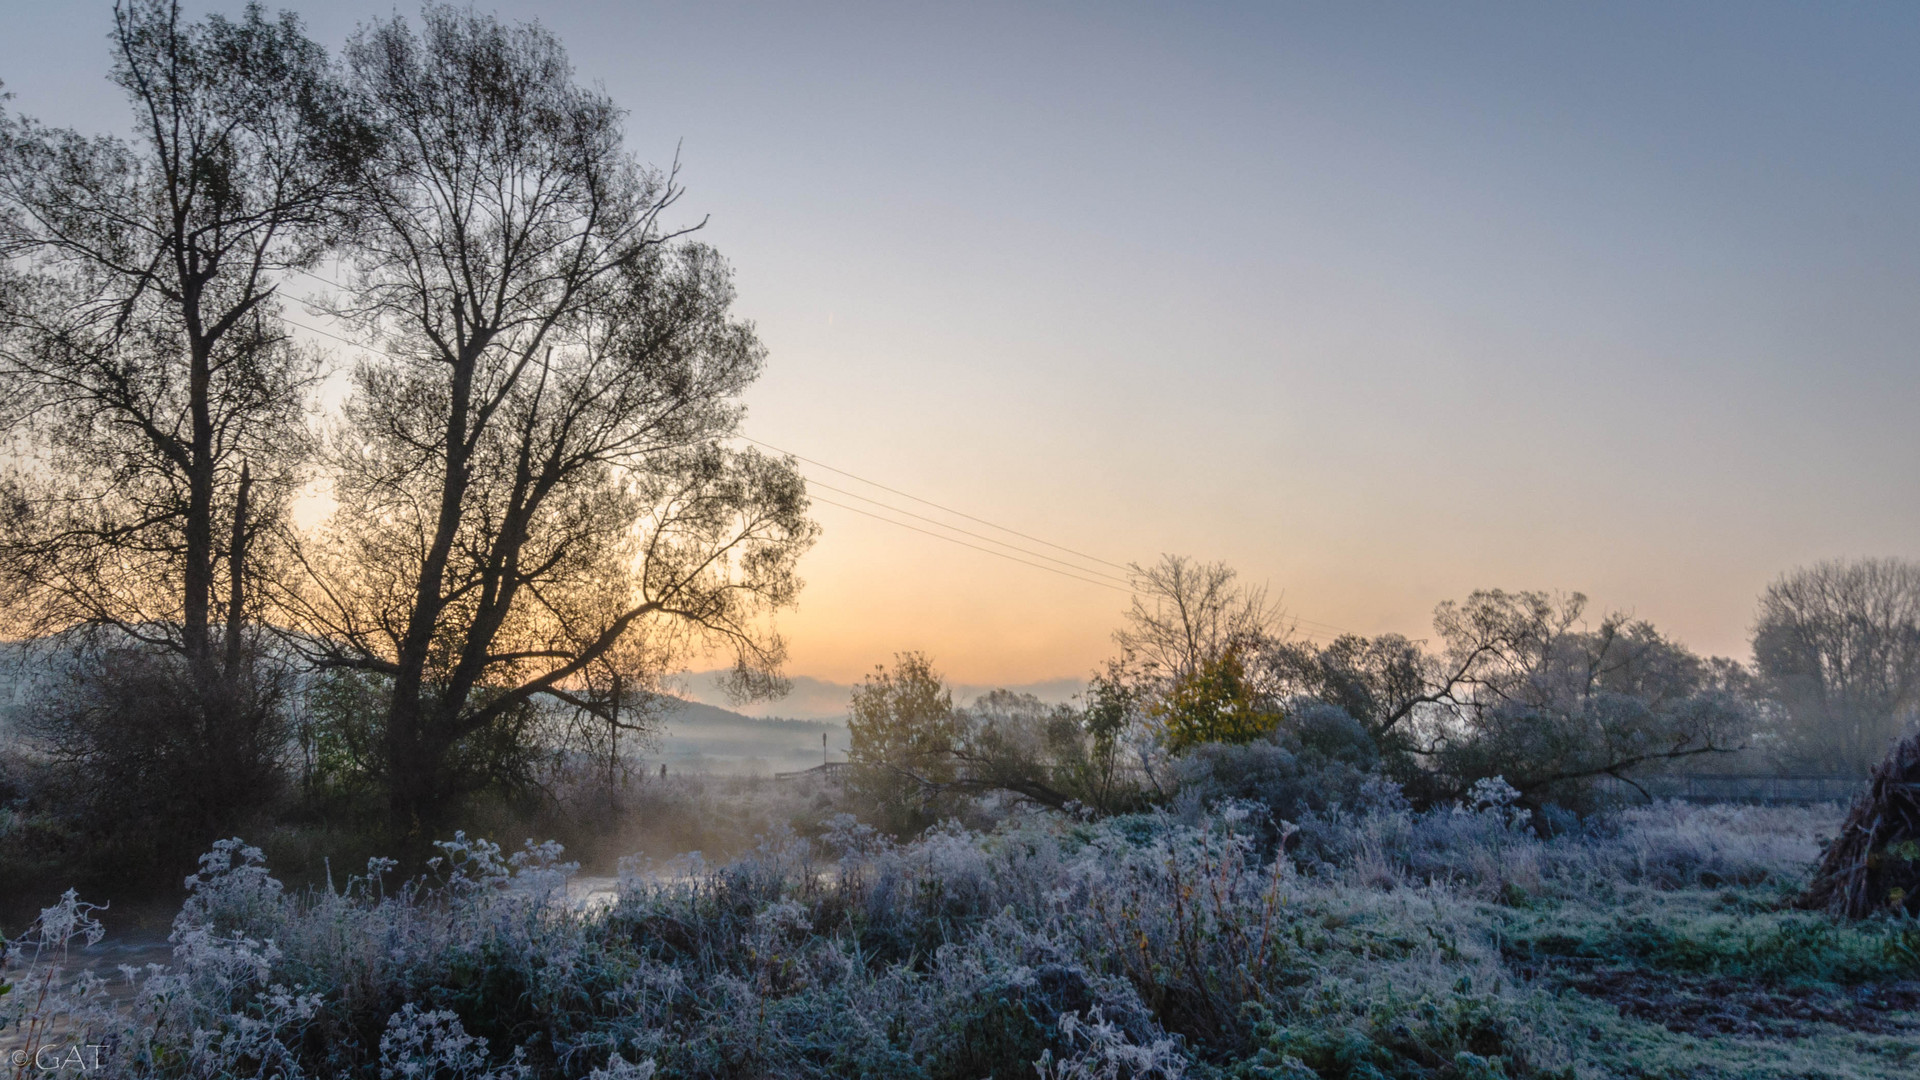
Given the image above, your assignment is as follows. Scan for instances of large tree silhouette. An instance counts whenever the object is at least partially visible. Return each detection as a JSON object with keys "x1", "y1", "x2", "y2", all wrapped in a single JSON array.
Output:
[{"x1": 288, "y1": 7, "x2": 814, "y2": 833}]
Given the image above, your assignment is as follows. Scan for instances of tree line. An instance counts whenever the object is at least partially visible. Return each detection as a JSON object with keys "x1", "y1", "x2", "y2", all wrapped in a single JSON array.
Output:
[
  {"x1": 0, "y1": 1, "x2": 815, "y2": 877},
  {"x1": 843, "y1": 554, "x2": 1920, "y2": 835}
]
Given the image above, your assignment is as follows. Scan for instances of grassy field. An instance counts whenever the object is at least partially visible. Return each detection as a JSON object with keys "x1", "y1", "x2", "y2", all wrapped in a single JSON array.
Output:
[{"x1": 4, "y1": 794, "x2": 1916, "y2": 1079}]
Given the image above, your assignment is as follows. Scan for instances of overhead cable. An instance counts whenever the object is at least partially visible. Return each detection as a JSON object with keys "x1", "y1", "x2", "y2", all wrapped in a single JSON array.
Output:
[
  {"x1": 739, "y1": 434, "x2": 1131, "y2": 573},
  {"x1": 805, "y1": 478, "x2": 1133, "y2": 585},
  {"x1": 807, "y1": 495, "x2": 1131, "y2": 594}
]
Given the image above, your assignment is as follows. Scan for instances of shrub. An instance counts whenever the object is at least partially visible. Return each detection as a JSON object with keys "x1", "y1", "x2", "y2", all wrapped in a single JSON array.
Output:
[
  {"x1": 1169, "y1": 706, "x2": 1386, "y2": 838},
  {"x1": 12, "y1": 640, "x2": 292, "y2": 889}
]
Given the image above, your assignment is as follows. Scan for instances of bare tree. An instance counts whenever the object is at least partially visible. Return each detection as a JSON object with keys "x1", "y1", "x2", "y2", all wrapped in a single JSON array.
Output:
[
  {"x1": 288, "y1": 8, "x2": 814, "y2": 832},
  {"x1": 0, "y1": 2, "x2": 366, "y2": 860},
  {"x1": 0, "y1": 0, "x2": 360, "y2": 681},
  {"x1": 1113, "y1": 554, "x2": 1284, "y2": 694},
  {"x1": 1753, "y1": 557, "x2": 1920, "y2": 775}
]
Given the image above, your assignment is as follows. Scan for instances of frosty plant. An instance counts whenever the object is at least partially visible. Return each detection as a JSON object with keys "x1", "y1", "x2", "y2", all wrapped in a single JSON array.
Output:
[
  {"x1": 379, "y1": 1003, "x2": 529, "y2": 1080},
  {"x1": 1081, "y1": 806, "x2": 1299, "y2": 1049},
  {"x1": 1035, "y1": 1008, "x2": 1188, "y2": 1080},
  {"x1": 8, "y1": 803, "x2": 1909, "y2": 1077},
  {"x1": 1467, "y1": 775, "x2": 1523, "y2": 811},
  {"x1": 426, "y1": 833, "x2": 579, "y2": 900},
  {"x1": 1, "y1": 890, "x2": 111, "y2": 1080}
]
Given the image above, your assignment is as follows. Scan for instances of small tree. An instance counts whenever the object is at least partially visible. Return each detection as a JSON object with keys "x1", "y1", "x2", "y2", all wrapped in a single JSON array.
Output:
[
  {"x1": 1113, "y1": 554, "x2": 1283, "y2": 698},
  {"x1": 1064, "y1": 674, "x2": 1141, "y2": 813},
  {"x1": 1153, "y1": 650, "x2": 1281, "y2": 753},
  {"x1": 846, "y1": 652, "x2": 961, "y2": 834},
  {"x1": 842, "y1": 673, "x2": 1151, "y2": 822},
  {"x1": 936, "y1": 688, "x2": 1149, "y2": 815},
  {"x1": 23, "y1": 635, "x2": 290, "y2": 884},
  {"x1": 1266, "y1": 632, "x2": 1433, "y2": 774},
  {"x1": 1422, "y1": 589, "x2": 1751, "y2": 804}
]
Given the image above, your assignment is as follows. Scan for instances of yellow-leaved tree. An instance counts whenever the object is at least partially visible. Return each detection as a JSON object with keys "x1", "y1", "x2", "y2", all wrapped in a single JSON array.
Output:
[
  {"x1": 847, "y1": 652, "x2": 964, "y2": 834},
  {"x1": 1153, "y1": 650, "x2": 1281, "y2": 752}
]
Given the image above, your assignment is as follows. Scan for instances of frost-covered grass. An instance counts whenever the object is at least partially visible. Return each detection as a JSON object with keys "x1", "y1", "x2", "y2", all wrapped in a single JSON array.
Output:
[{"x1": 4, "y1": 800, "x2": 1917, "y2": 1079}]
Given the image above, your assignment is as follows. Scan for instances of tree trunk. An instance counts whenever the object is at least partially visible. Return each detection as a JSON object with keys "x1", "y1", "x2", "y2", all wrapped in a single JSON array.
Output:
[
  {"x1": 384, "y1": 693, "x2": 432, "y2": 838},
  {"x1": 223, "y1": 463, "x2": 252, "y2": 678},
  {"x1": 183, "y1": 328, "x2": 216, "y2": 686},
  {"x1": 383, "y1": 350, "x2": 483, "y2": 837}
]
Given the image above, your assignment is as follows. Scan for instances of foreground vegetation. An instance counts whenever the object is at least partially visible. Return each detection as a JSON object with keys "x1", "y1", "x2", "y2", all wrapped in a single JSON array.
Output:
[{"x1": 6, "y1": 795, "x2": 1917, "y2": 1079}]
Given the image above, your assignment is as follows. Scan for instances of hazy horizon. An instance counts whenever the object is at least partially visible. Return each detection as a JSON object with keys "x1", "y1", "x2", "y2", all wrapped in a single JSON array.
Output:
[
  {"x1": 671, "y1": 668, "x2": 1088, "y2": 722},
  {"x1": 3, "y1": 1, "x2": 1915, "y2": 685}
]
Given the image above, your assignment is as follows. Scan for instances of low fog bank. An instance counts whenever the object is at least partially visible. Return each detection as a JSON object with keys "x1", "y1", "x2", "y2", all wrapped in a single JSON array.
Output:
[
  {"x1": 670, "y1": 668, "x2": 1084, "y2": 721},
  {"x1": 647, "y1": 697, "x2": 848, "y2": 776}
]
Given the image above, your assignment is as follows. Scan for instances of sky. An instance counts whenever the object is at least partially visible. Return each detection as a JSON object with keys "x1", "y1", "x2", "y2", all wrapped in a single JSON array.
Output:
[{"x1": 2, "y1": 1, "x2": 1917, "y2": 687}]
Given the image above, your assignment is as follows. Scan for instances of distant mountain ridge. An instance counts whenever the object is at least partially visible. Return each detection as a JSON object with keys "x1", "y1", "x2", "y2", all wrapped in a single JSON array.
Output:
[
  {"x1": 669, "y1": 669, "x2": 1087, "y2": 721},
  {"x1": 646, "y1": 695, "x2": 847, "y2": 775}
]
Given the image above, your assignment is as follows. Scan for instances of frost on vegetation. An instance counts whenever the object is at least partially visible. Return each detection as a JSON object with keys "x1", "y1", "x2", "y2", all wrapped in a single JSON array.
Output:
[
  {"x1": 1467, "y1": 774, "x2": 1522, "y2": 811},
  {"x1": 8, "y1": 799, "x2": 1909, "y2": 1078},
  {"x1": 428, "y1": 833, "x2": 579, "y2": 899},
  {"x1": 585, "y1": 1053, "x2": 656, "y2": 1080},
  {"x1": 0, "y1": 890, "x2": 118, "y2": 1074},
  {"x1": 1037, "y1": 1008, "x2": 1187, "y2": 1080},
  {"x1": 380, "y1": 1004, "x2": 527, "y2": 1080}
]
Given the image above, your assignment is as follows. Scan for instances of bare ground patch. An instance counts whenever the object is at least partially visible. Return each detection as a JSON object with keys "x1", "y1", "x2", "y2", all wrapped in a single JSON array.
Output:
[{"x1": 1519, "y1": 960, "x2": 1920, "y2": 1039}]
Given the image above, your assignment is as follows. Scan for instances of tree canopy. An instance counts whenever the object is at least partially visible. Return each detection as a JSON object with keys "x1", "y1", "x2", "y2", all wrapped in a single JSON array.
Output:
[{"x1": 0, "y1": 1, "x2": 816, "y2": 846}]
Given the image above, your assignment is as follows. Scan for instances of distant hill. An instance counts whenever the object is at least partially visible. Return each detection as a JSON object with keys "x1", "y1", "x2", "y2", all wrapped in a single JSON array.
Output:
[
  {"x1": 646, "y1": 696, "x2": 848, "y2": 776},
  {"x1": 671, "y1": 669, "x2": 1086, "y2": 721},
  {"x1": 645, "y1": 672, "x2": 1088, "y2": 775}
]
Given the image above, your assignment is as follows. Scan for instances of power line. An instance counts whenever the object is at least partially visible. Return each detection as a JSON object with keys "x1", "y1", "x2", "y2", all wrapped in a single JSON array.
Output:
[
  {"x1": 289, "y1": 266, "x2": 352, "y2": 292},
  {"x1": 283, "y1": 317, "x2": 361, "y2": 349},
  {"x1": 739, "y1": 434, "x2": 1131, "y2": 573},
  {"x1": 808, "y1": 495, "x2": 1130, "y2": 593},
  {"x1": 758, "y1": 436, "x2": 1364, "y2": 637},
  {"x1": 805, "y1": 478, "x2": 1134, "y2": 585},
  {"x1": 267, "y1": 311, "x2": 1368, "y2": 637},
  {"x1": 813, "y1": 491, "x2": 1344, "y2": 640}
]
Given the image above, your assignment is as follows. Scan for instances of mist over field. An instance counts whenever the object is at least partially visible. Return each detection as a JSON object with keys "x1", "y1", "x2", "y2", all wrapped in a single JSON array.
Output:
[
  {"x1": 672, "y1": 668, "x2": 1085, "y2": 722},
  {"x1": 649, "y1": 699, "x2": 846, "y2": 776},
  {"x1": 2, "y1": 3, "x2": 1919, "y2": 1078}
]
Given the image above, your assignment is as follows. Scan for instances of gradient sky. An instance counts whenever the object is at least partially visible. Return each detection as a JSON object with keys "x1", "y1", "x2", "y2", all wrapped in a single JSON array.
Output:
[{"x1": 4, "y1": 2, "x2": 1917, "y2": 686}]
